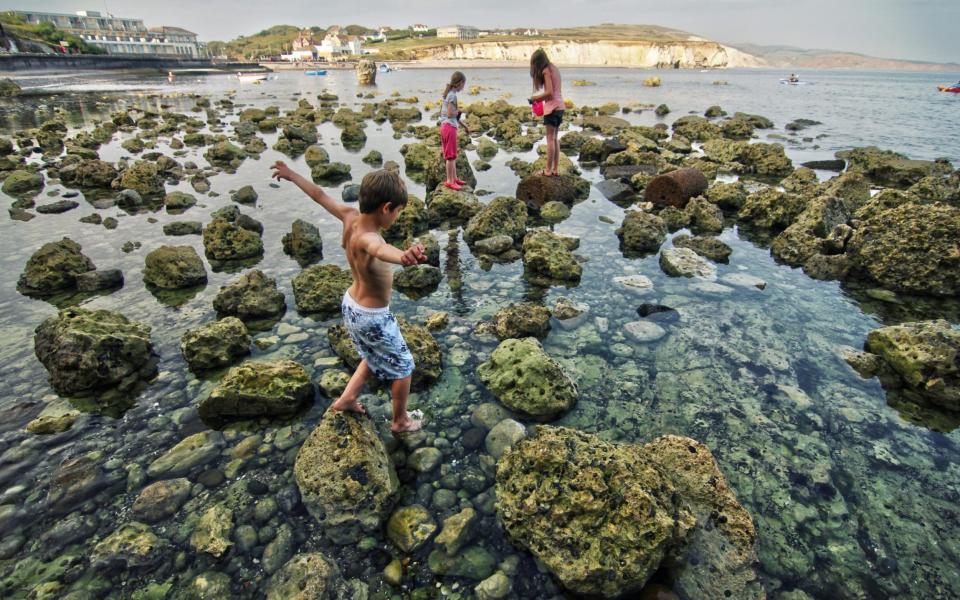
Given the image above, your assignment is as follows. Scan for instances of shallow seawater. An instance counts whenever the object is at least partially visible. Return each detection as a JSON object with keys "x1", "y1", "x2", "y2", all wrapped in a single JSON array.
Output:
[{"x1": 0, "y1": 67, "x2": 958, "y2": 599}]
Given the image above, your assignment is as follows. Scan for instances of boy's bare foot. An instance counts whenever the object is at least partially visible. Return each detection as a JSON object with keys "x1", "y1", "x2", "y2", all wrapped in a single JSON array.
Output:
[
  {"x1": 391, "y1": 416, "x2": 423, "y2": 434},
  {"x1": 331, "y1": 396, "x2": 367, "y2": 414}
]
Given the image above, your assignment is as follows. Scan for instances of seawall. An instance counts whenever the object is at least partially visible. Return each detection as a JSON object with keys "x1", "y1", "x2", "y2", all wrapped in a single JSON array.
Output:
[{"x1": 0, "y1": 54, "x2": 255, "y2": 74}]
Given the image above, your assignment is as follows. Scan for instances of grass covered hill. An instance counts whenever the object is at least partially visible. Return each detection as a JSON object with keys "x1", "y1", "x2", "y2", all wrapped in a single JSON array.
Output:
[{"x1": 208, "y1": 24, "x2": 375, "y2": 59}]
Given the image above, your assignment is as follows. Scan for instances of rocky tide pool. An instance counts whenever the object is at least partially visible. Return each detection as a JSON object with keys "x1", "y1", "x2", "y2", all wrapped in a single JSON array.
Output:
[{"x1": 0, "y1": 67, "x2": 958, "y2": 599}]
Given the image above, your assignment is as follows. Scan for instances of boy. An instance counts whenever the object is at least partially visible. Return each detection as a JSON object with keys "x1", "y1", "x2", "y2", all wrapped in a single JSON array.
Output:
[{"x1": 271, "y1": 161, "x2": 426, "y2": 433}]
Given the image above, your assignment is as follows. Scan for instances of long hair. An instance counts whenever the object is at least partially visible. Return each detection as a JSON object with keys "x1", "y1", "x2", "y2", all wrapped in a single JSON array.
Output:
[
  {"x1": 442, "y1": 71, "x2": 466, "y2": 98},
  {"x1": 530, "y1": 48, "x2": 551, "y2": 90}
]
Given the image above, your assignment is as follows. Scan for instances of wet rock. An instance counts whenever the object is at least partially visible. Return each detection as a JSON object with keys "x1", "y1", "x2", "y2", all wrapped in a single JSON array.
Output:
[
  {"x1": 701, "y1": 139, "x2": 793, "y2": 180},
  {"x1": 685, "y1": 196, "x2": 724, "y2": 234},
  {"x1": 672, "y1": 234, "x2": 732, "y2": 262},
  {"x1": 163, "y1": 221, "x2": 203, "y2": 236},
  {"x1": 282, "y1": 219, "x2": 323, "y2": 266},
  {"x1": 383, "y1": 195, "x2": 428, "y2": 242},
  {"x1": 846, "y1": 202, "x2": 960, "y2": 296},
  {"x1": 180, "y1": 571, "x2": 231, "y2": 599},
  {"x1": 435, "y1": 507, "x2": 477, "y2": 556},
  {"x1": 341, "y1": 184, "x2": 360, "y2": 203},
  {"x1": 476, "y1": 571, "x2": 512, "y2": 600},
  {"x1": 292, "y1": 264, "x2": 352, "y2": 314},
  {"x1": 539, "y1": 201, "x2": 571, "y2": 223},
  {"x1": 837, "y1": 146, "x2": 935, "y2": 189},
  {"x1": 190, "y1": 504, "x2": 233, "y2": 558},
  {"x1": 91, "y1": 522, "x2": 164, "y2": 571},
  {"x1": 116, "y1": 160, "x2": 165, "y2": 197},
  {"x1": 478, "y1": 338, "x2": 577, "y2": 420},
  {"x1": 596, "y1": 179, "x2": 636, "y2": 205},
  {"x1": 131, "y1": 478, "x2": 191, "y2": 522},
  {"x1": 488, "y1": 303, "x2": 551, "y2": 340},
  {"x1": 738, "y1": 188, "x2": 807, "y2": 231},
  {"x1": 327, "y1": 319, "x2": 442, "y2": 390},
  {"x1": 427, "y1": 184, "x2": 482, "y2": 227},
  {"x1": 427, "y1": 546, "x2": 498, "y2": 580},
  {"x1": 522, "y1": 230, "x2": 582, "y2": 284},
  {"x1": 25, "y1": 400, "x2": 81, "y2": 435},
  {"x1": 205, "y1": 141, "x2": 246, "y2": 168},
  {"x1": 464, "y1": 196, "x2": 527, "y2": 245},
  {"x1": 705, "y1": 181, "x2": 748, "y2": 212},
  {"x1": 262, "y1": 524, "x2": 294, "y2": 574},
  {"x1": 47, "y1": 455, "x2": 106, "y2": 513},
  {"x1": 864, "y1": 320, "x2": 960, "y2": 410},
  {"x1": 581, "y1": 114, "x2": 631, "y2": 133},
  {"x1": 199, "y1": 360, "x2": 314, "y2": 421},
  {"x1": 180, "y1": 317, "x2": 251, "y2": 371},
  {"x1": 705, "y1": 105, "x2": 727, "y2": 118},
  {"x1": 659, "y1": 248, "x2": 717, "y2": 279},
  {"x1": 394, "y1": 264, "x2": 442, "y2": 290},
  {"x1": 319, "y1": 369, "x2": 351, "y2": 398},
  {"x1": 516, "y1": 174, "x2": 578, "y2": 210},
  {"x1": 266, "y1": 552, "x2": 351, "y2": 600},
  {"x1": 294, "y1": 410, "x2": 399, "y2": 544},
  {"x1": 0, "y1": 78, "x2": 22, "y2": 96},
  {"x1": 147, "y1": 431, "x2": 225, "y2": 478},
  {"x1": 17, "y1": 237, "x2": 96, "y2": 296},
  {"x1": 116, "y1": 188, "x2": 143, "y2": 211},
  {"x1": 802, "y1": 159, "x2": 846, "y2": 171},
  {"x1": 624, "y1": 320, "x2": 668, "y2": 343},
  {"x1": 75, "y1": 268, "x2": 124, "y2": 292},
  {"x1": 721, "y1": 273, "x2": 767, "y2": 290},
  {"x1": 163, "y1": 191, "x2": 196, "y2": 212},
  {"x1": 213, "y1": 269, "x2": 286, "y2": 320},
  {"x1": 202, "y1": 217, "x2": 264, "y2": 261},
  {"x1": 770, "y1": 195, "x2": 851, "y2": 266},
  {"x1": 35, "y1": 200, "x2": 79, "y2": 214},
  {"x1": 424, "y1": 311, "x2": 449, "y2": 331},
  {"x1": 362, "y1": 150, "x2": 383, "y2": 166},
  {"x1": 672, "y1": 115, "x2": 722, "y2": 142},
  {"x1": 473, "y1": 235, "x2": 514, "y2": 255},
  {"x1": 356, "y1": 59, "x2": 377, "y2": 84},
  {"x1": 617, "y1": 211, "x2": 666, "y2": 255},
  {"x1": 2, "y1": 169, "x2": 44, "y2": 195},
  {"x1": 387, "y1": 504, "x2": 437, "y2": 552},
  {"x1": 304, "y1": 144, "x2": 330, "y2": 167},
  {"x1": 34, "y1": 307, "x2": 156, "y2": 395},
  {"x1": 143, "y1": 245, "x2": 207, "y2": 289},
  {"x1": 311, "y1": 162, "x2": 352, "y2": 185}
]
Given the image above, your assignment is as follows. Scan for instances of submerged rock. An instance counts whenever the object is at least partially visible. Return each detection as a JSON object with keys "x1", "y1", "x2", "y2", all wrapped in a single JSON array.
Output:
[
  {"x1": 147, "y1": 430, "x2": 224, "y2": 478},
  {"x1": 292, "y1": 264, "x2": 353, "y2": 314},
  {"x1": 294, "y1": 410, "x2": 398, "y2": 544},
  {"x1": 200, "y1": 359, "x2": 314, "y2": 421},
  {"x1": 190, "y1": 504, "x2": 234, "y2": 558},
  {"x1": 163, "y1": 191, "x2": 196, "y2": 212},
  {"x1": 34, "y1": 308, "x2": 156, "y2": 395},
  {"x1": 180, "y1": 317, "x2": 251, "y2": 372},
  {"x1": 282, "y1": 219, "x2": 324, "y2": 266},
  {"x1": 266, "y1": 552, "x2": 354, "y2": 600},
  {"x1": 91, "y1": 522, "x2": 164, "y2": 571},
  {"x1": 478, "y1": 338, "x2": 578, "y2": 420},
  {"x1": 738, "y1": 188, "x2": 807, "y2": 231},
  {"x1": 659, "y1": 248, "x2": 717, "y2": 279},
  {"x1": 18, "y1": 237, "x2": 96, "y2": 297},
  {"x1": 131, "y1": 478, "x2": 191, "y2": 523},
  {"x1": 387, "y1": 504, "x2": 437, "y2": 553},
  {"x1": 213, "y1": 269, "x2": 286, "y2": 320},
  {"x1": 75, "y1": 269, "x2": 124, "y2": 292},
  {"x1": 142, "y1": 245, "x2": 207, "y2": 289}
]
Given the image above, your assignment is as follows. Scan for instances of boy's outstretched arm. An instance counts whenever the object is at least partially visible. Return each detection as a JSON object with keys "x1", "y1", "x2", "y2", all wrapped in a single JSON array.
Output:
[
  {"x1": 271, "y1": 160, "x2": 356, "y2": 222},
  {"x1": 359, "y1": 233, "x2": 427, "y2": 266}
]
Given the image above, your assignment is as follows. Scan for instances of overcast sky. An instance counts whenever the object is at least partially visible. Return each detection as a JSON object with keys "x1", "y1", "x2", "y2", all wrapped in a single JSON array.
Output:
[{"x1": 9, "y1": 0, "x2": 957, "y2": 63}]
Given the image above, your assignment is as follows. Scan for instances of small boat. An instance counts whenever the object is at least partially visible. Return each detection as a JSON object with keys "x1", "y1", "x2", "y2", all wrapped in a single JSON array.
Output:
[
  {"x1": 305, "y1": 70, "x2": 327, "y2": 76},
  {"x1": 779, "y1": 78, "x2": 806, "y2": 85},
  {"x1": 938, "y1": 85, "x2": 960, "y2": 93},
  {"x1": 236, "y1": 72, "x2": 267, "y2": 83}
]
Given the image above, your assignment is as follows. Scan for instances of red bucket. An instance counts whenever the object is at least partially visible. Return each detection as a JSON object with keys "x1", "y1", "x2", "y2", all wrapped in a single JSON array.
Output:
[{"x1": 532, "y1": 100, "x2": 545, "y2": 116}]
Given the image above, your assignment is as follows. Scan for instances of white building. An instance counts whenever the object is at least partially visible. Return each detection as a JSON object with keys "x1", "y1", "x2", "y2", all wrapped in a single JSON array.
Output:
[
  {"x1": 437, "y1": 25, "x2": 479, "y2": 40},
  {"x1": 12, "y1": 10, "x2": 207, "y2": 57},
  {"x1": 411, "y1": 24, "x2": 429, "y2": 33},
  {"x1": 315, "y1": 32, "x2": 363, "y2": 58}
]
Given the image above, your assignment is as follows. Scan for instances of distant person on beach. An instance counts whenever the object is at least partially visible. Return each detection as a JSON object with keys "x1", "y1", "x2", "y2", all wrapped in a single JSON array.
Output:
[
  {"x1": 529, "y1": 48, "x2": 564, "y2": 176},
  {"x1": 439, "y1": 71, "x2": 469, "y2": 191},
  {"x1": 789, "y1": 73, "x2": 799, "y2": 83},
  {"x1": 167, "y1": 71, "x2": 175, "y2": 83},
  {"x1": 271, "y1": 162, "x2": 428, "y2": 433}
]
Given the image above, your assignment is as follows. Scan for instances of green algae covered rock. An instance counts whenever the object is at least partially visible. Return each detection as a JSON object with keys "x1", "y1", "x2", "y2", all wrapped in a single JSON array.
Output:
[
  {"x1": 311, "y1": 161, "x2": 352, "y2": 185},
  {"x1": 522, "y1": 230, "x2": 582, "y2": 285},
  {"x1": 116, "y1": 160, "x2": 165, "y2": 197},
  {"x1": 292, "y1": 264, "x2": 353, "y2": 315},
  {"x1": 464, "y1": 196, "x2": 527, "y2": 245},
  {"x1": 478, "y1": 337, "x2": 577, "y2": 419},
  {"x1": 18, "y1": 237, "x2": 96, "y2": 297},
  {"x1": 202, "y1": 218, "x2": 264, "y2": 261},
  {"x1": 199, "y1": 359, "x2": 314, "y2": 421},
  {"x1": 180, "y1": 317, "x2": 251, "y2": 372},
  {"x1": 282, "y1": 218, "x2": 323, "y2": 266},
  {"x1": 204, "y1": 140, "x2": 246, "y2": 168},
  {"x1": 327, "y1": 319, "x2": 442, "y2": 391},
  {"x1": 131, "y1": 478, "x2": 191, "y2": 523},
  {"x1": 865, "y1": 320, "x2": 960, "y2": 411},
  {"x1": 143, "y1": 245, "x2": 207, "y2": 289},
  {"x1": 266, "y1": 552, "x2": 352, "y2": 600},
  {"x1": 147, "y1": 431, "x2": 224, "y2": 478},
  {"x1": 660, "y1": 248, "x2": 717, "y2": 279},
  {"x1": 427, "y1": 546, "x2": 498, "y2": 580},
  {"x1": 91, "y1": 522, "x2": 164, "y2": 570},
  {"x1": 702, "y1": 139, "x2": 793, "y2": 180},
  {"x1": 386, "y1": 504, "x2": 437, "y2": 553},
  {"x1": 847, "y1": 202, "x2": 960, "y2": 296},
  {"x1": 2, "y1": 169, "x2": 44, "y2": 195},
  {"x1": 34, "y1": 308, "x2": 156, "y2": 395},
  {"x1": 837, "y1": 146, "x2": 935, "y2": 189},
  {"x1": 393, "y1": 264, "x2": 442, "y2": 290},
  {"x1": 496, "y1": 426, "x2": 693, "y2": 596},
  {"x1": 163, "y1": 191, "x2": 196, "y2": 211},
  {"x1": 435, "y1": 507, "x2": 477, "y2": 556},
  {"x1": 383, "y1": 195, "x2": 428, "y2": 243},
  {"x1": 672, "y1": 115, "x2": 722, "y2": 142},
  {"x1": 487, "y1": 303, "x2": 551, "y2": 340},
  {"x1": 424, "y1": 148, "x2": 476, "y2": 192},
  {"x1": 213, "y1": 269, "x2": 286, "y2": 320},
  {"x1": 294, "y1": 410, "x2": 399, "y2": 544},
  {"x1": 738, "y1": 188, "x2": 808, "y2": 231},
  {"x1": 770, "y1": 195, "x2": 851, "y2": 267},
  {"x1": 427, "y1": 184, "x2": 482, "y2": 227},
  {"x1": 616, "y1": 210, "x2": 666, "y2": 255},
  {"x1": 190, "y1": 504, "x2": 234, "y2": 558},
  {"x1": 179, "y1": 571, "x2": 231, "y2": 599},
  {"x1": 672, "y1": 234, "x2": 732, "y2": 263}
]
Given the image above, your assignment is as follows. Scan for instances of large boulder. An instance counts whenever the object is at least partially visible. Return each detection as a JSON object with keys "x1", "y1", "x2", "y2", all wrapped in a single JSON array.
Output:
[
  {"x1": 383, "y1": 195, "x2": 429, "y2": 243},
  {"x1": 837, "y1": 146, "x2": 935, "y2": 189},
  {"x1": 356, "y1": 60, "x2": 377, "y2": 85},
  {"x1": 701, "y1": 139, "x2": 793, "y2": 180},
  {"x1": 424, "y1": 149, "x2": 476, "y2": 192},
  {"x1": 18, "y1": 238, "x2": 96, "y2": 297},
  {"x1": 292, "y1": 264, "x2": 353, "y2": 315},
  {"x1": 202, "y1": 217, "x2": 264, "y2": 261},
  {"x1": 282, "y1": 219, "x2": 324, "y2": 266},
  {"x1": 327, "y1": 319, "x2": 442, "y2": 391},
  {"x1": 478, "y1": 338, "x2": 577, "y2": 420},
  {"x1": 522, "y1": 230, "x2": 582, "y2": 285},
  {"x1": 770, "y1": 195, "x2": 852, "y2": 266},
  {"x1": 463, "y1": 196, "x2": 527, "y2": 245},
  {"x1": 738, "y1": 188, "x2": 808, "y2": 231},
  {"x1": 427, "y1": 184, "x2": 482, "y2": 227},
  {"x1": 116, "y1": 160, "x2": 165, "y2": 197},
  {"x1": 213, "y1": 269, "x2": 286, "y2": 320},
  {"x1": 143, "y1": 245, "x2": 208, "y2": 289},
  {"x1": 487, "y1": 303, "x2": 551, "y2": 340},
  {"x1": 516, "y1": 175, "x2": 578, "y2": 211},
  {"x1": 2, "y1": 169, "x2": 44, "y2": 195},
  {"x1": 180, "y1": 317, "x2": 251, "y2": 371},
  {"x1": 34, "y1": 308, "x2": 156, "y2": 395},
  {"x1": 59, "y1": 159, "x2": 118, "y2": 189},
  {"x1": 846, "y1": 202, "x2": 960, "y2": 296},
  {"x1": 199, "y1": 360, "x2": 314, "y2": 422},
  {"x1": 496, "y1": 427, "x2": 763, "y2": 599},
  {"x1": 294, "y1": 410, "x2": 398, "y2": 544},
  {"x1": 616, "y1": 211, "x2": 666, "y2": 255}
]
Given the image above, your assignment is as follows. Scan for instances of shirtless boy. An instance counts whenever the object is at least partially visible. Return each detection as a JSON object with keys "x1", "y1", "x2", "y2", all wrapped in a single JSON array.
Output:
[{"x1": 272, "y1": 161, "x2": 427, "y2": 433}]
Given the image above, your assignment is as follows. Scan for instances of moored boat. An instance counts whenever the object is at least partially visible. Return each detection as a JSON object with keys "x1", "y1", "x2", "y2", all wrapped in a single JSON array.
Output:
[
  {"x1": 236, "y1": 72, "x2": 267, "y2": 83},
  {"x1": 938, "y1": 85, "x2": 960, "y2": 93},
  {"x1": 305, "y1": 70, "x2": 327, "y2": 76}
]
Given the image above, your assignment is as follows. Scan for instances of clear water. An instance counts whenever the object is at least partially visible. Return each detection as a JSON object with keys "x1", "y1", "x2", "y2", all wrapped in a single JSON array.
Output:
[{"x1": 0, "y1": 67, "x2": 958, "y2": 599}]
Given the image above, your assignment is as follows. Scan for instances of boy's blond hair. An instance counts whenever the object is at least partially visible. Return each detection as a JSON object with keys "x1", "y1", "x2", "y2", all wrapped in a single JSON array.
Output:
[{"x1": 359, "y1": 169, "x2": 407, "y2": 214}]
